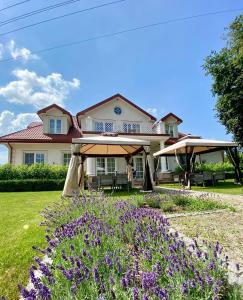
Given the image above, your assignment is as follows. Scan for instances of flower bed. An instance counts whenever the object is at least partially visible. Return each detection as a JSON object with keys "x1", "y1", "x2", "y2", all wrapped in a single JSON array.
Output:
[{"x1": 19, "y1": 194, "x2": 241, "y2": 299}]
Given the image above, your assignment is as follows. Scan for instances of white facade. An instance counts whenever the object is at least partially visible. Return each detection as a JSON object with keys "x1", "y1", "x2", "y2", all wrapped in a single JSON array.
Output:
[{"x1": 11, "y1": 143, "x2": 71, "y2": 165}]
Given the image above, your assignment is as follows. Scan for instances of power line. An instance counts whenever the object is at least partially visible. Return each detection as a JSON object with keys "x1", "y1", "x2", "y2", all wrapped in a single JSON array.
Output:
[
  {"x1": 0, "y1": 0, "x2": 30, "y2": 13},
  {"x1": 0, "y1": 0, "x2": 83, "y2": 27},
  {"x1": 0, "y1": 0, "x2": 126, "y2": 37},
  {"x1": 0, "y1": 7, "x2": 242, "y2": 63}
]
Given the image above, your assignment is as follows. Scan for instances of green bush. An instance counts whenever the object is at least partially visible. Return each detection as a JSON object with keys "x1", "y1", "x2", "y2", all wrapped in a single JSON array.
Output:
[
  {"x1": 0, "y1": 179, "x2": 65, "y2": 192},
  {"x1": 0, "y1": 164, "x2": 68, "y2": 180},
  {"x1": 175, "y1": 162, "x2": 236, "y2": 175},
  {"x1": 195, "y1": 161, "x2": 234, "y2": 173}
]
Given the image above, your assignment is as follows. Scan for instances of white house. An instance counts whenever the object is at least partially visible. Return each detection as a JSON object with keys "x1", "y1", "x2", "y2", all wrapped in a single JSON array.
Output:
[{"x1": 0, "y1": 94, "x2": 223, "y2": 181}]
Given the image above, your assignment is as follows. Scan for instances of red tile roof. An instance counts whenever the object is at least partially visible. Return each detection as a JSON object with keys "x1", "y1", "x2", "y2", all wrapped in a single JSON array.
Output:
[
  {"x1": 0, "y1": 116, "x2": 82, "y2": 143},
  {"x1": 77, "y1": 93, "x2": 157, "y2": 121},
  {"x1": 160, "y1": 113, "x2": 183, "y2": 124}
]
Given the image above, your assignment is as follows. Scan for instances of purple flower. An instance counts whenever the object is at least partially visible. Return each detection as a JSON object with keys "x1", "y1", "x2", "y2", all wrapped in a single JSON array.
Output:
[
  {"x1": 105, "y1": 255, "x2": 112, "y2": 268},
  {"x1": 181, "y1": 282, "x2": 188, "y2": 295},
  {"x1": 132, "y1": 287, "x2": 139, "y2": 300},
  {"x1": 93, "y1": 267, "x2": 99, "y2": 283},
  {"x1": 141, "y1": 272, "x2": 157, "y2": 291},
  {"x1": 121, "y1": 277, "x2": 128, "y2": 290}
]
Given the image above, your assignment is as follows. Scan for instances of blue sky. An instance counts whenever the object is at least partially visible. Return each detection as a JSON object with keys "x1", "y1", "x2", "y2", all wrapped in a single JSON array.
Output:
[{"x1": 0, "y1": 0, "x2": 242, "y2": 163}]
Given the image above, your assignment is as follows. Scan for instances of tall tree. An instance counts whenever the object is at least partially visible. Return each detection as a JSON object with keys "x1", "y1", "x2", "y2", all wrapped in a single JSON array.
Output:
[{"x1": 204, "y1": 14, "x2": 243, "y2": 145}]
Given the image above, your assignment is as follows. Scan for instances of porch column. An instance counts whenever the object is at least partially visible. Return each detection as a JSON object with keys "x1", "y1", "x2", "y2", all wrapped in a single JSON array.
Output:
[
  {"x1": 160, "y1": 141, "x2": 167, "y2": 172},
  {"x1": 86, "y1": 157, "x2": 95, "y2": 176}
]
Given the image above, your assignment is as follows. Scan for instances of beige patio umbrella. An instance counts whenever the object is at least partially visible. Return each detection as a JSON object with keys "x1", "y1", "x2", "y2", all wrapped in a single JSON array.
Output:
[
  {"x1": 62, "y1": 135, "x2": 150, "y2": 197},
  {"x1": 153, "y1": 138, "x2": 241, "y2": 188}
]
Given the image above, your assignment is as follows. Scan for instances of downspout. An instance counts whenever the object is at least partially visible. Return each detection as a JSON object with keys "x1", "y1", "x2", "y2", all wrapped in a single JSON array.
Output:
[{"x1": 7, "y1": 143, "x2": 13, "y2": 164}]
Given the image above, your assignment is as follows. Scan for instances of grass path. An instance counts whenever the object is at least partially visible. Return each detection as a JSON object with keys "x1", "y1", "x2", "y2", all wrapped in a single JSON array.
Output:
[{"x1": 0, "y1": 191, "x2": 61, "y2": 300}]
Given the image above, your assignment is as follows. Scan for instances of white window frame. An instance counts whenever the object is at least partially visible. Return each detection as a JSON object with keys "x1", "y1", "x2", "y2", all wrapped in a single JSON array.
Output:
[
  {"x1": 96, "y1": 157, "x2": 116, "y2": 175},
  {"x1": 49, "y1": 118, "x2": 62, "y2": 134},
  {"x1": 63, "y1": 152, "x2": 71, "y2": 165},
  {"x1": 23, "y1": 151, "x2": 46, "y2": 165},
  {"x1": 133, "y1": 156, "x2": 144, "y2": 179},
  {"x1": 123, "y1": 122, "x2": 140, "y2": 133},
  {"x1": 94, "y1": 121, "x2": 114, "y2": 132},
  {"x1": 165, "y1": 123, "x2": 174, "y2": 137}
]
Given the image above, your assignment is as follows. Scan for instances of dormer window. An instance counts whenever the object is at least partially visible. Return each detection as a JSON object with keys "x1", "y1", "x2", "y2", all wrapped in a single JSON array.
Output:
[
  {"x1": 165, "y1": 124, "x2": 174, "y2": 137},
  {"x1": 49, "y1": 119, "x2": 62, "y2": 134}
]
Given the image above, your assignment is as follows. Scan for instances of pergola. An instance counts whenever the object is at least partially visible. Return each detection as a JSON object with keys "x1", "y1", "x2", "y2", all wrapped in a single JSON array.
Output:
[
  {"x1": 62, "y1": 135, "x2": 154, "y2": 196},
  {"x1": 153, "y1": 138, "x2": 242, "y2": 188}
]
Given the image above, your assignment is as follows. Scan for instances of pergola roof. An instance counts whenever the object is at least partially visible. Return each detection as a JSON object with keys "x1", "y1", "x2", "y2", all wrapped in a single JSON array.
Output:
[
  {"x1": 153, "y1": 138, "x2": 238, "y2": 157},
  {"x1": 72, "y1": 135, "x2": 150, "y2": 157}
]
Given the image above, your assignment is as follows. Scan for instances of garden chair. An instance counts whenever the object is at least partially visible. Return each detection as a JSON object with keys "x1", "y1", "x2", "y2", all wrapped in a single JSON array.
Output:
[
  {"x1": 190, "y1": 173, "x2": 204, "y2": 186},
  {"x1": 98, "y1": 174, "x2": 114, "y2": 191},
  {"x1": 213, "y1": 171, "x2": 225, "y2": 183},
  {"x1": 115, "y1": 173, "x2": 130, "y2": 191},
  {"x1": 202, "y1": 171, "x2": 214, "y2": 186}
]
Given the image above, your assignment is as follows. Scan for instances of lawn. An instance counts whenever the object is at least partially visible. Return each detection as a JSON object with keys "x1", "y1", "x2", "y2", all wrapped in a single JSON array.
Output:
[
  {"x1": 0, "y1": 191, "x2": 61, "y2": 300},
  {"x1": 160, "y1": 179, "x2": 243, "y2": 195}
]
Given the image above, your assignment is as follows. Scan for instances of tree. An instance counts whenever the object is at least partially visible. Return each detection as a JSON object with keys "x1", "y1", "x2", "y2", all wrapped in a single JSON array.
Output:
[{"x1": 203, "y1": 15, "x2": 243, "y2": 146}]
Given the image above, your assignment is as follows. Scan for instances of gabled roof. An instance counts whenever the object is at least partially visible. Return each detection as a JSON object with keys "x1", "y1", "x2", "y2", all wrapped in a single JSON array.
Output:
[
  {"x1": 76, "y1": 93, "x2": 157, "y2": 121},
  {"x1": 160, "y1": 113, "x2": 183, "y2": 124},
  {"x1": 0, "y1": 116, "x2": 81, "y2": 143},
  {"x1": 37, "y1": 104, "x2": 73, "y2": 126}
]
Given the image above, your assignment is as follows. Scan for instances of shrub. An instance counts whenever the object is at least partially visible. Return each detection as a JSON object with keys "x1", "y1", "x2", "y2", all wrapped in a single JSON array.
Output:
[
  {"x1": 0, "y1": 164, "x2": 68, "y2": 180},
  {"x1": 0, "y1": 179, "x2": 65, "y2": 192},
  {"x1": 195, "y1": 161, "x2": 234, "y2": 173}
]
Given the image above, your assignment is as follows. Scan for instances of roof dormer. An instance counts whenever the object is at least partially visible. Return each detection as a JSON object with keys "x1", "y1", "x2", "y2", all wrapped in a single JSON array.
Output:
[
  {"x1": 37, "y1": 104, "x2": 73, "y2": 135},
  {"x1": 157, "y1": 113, "x2": 183, "y2": 137}
]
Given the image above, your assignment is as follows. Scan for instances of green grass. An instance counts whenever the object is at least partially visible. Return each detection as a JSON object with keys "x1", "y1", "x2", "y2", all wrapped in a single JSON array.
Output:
[
  {"x1": 160, "y1": 179, "x2": 243, "y2": 195},
  {"x1": 0, "y1": 191, "x2": 61, "y2": 300}
]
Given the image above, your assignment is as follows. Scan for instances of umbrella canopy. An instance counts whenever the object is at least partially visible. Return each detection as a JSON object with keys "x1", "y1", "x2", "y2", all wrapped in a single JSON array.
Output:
[
  {"x1": 72, "y1": 135, "x2": 150, "y2": 157},
  {"x1": 153, "y1": 138, "x2": 238, "y2": 157}
]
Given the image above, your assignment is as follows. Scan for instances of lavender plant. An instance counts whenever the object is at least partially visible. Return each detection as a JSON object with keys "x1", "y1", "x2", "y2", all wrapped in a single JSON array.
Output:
[{"x1": 19, "y1": 194, "x2": 241, "y2": 299}]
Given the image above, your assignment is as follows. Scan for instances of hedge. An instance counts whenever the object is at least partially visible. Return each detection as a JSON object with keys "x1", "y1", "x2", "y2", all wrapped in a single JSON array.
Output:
[
  {"x1": 0, "y1": 164, "x2": 68, "y2": 180},
  {"x1": 174, "y1": 162, "x2": 239, "y2": 175},
  {"x1": 0, "y1": 179, "x2": 65, "y2": 192}
]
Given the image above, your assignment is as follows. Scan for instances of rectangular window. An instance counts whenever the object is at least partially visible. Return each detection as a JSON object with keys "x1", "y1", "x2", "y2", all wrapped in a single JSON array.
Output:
[
  {"x1": 105, "y1": 122, "x2": 113, "y2": 132},
  {"x1": 134, "y1": 157, "x2": 144, "y2": 179},
  {"x1": 63, "y1": 153, "x2": 71, "y2": 165},
  {"x1": 49, "y1": 119, "x2": 62, "y2": 134},
  {"x1": 24, "y1": 153, "x2": 34, "y2": 165},
  {"x1": 96, "y1": 158, "x2": 116, "y2": 175},
  {"x1": 96, "y1": 158, "x2": 106, "y2": 175},
  {"x1": 107, "y1": 158, "x2": 115, "y2": 174},
  {"x1": 123, "y1": 123, "x2": 140, "y2": 133},
  {"x1": 165, "y1": 124, "x2": 174, "y2": 137},
  {"x1": 24, "y1": 152, "x2": 45, "y2": 165},
  {"x1": 95, "y1": 121, "x2": 114, "y2": 132},
  {"x1": 95, "y1": 122, "x2": 104, "y2": 132},
  {"x1": 35, "y1": 153, "x2": 45, "y2": 164}
]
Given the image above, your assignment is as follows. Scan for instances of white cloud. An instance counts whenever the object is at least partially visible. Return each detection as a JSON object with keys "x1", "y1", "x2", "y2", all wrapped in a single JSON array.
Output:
[
  {"x1": 0, "y1": 110, "x2": 39, "y2": 136},
  {"x1": 0, "y1": 69, "x2": 80, "y2": 108},
  {"x1": 147, "y1": 107, "x2": 158, "y2": 117},
  {"x1": 7, "y1": 40, "x2": 39, "y2": 62},
  {"x1": 0, "y1": 43, "x2": 3, "y2": 59}
]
